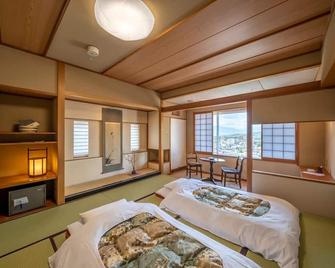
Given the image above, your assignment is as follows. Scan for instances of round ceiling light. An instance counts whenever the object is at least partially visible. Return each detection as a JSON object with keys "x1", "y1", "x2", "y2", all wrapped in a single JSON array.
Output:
[{"x1": 94, "y1": 0, "x2": 155, "y2": 41}]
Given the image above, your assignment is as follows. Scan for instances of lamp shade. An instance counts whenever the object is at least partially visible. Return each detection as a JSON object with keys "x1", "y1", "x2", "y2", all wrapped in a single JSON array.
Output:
[
  {"x1": 28, "y1": 148, "x2": 48, "y2": 177},
  {"x1": 94, "y1": 0, "x2": 155, "y2": 41}
]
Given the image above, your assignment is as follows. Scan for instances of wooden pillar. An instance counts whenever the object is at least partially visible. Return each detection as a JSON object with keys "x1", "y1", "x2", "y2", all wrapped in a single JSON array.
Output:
[
  {"x1": 247, "y1": 99, "x2": 253, "y2": 192},
  {"x1": 56, "y1": 62, "x2": 65, "y2": 204},
  {"x1": 159, "y1": 100, "x2": 163, "y2": 173}
]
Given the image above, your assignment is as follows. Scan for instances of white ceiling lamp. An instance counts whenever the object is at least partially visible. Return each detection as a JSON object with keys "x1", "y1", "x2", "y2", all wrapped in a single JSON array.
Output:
[{"x1": 94, "y1": 0, "x2": 155, "y2": 41}]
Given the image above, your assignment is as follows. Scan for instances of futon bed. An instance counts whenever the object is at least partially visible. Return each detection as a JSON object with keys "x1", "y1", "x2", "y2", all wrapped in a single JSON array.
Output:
[
  {"x1": 157, "y1": 179, "x2": 300, "y2": 268},
  {"x1": 49, "y1": 199, "x2": 259, "y2": 268}
]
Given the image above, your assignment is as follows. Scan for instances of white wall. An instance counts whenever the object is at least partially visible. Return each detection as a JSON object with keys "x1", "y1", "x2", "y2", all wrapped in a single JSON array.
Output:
[
  {"x1": 0, "y1": 45, "x2": 57, "y2": 94},
  {"x1": 252, "y1": 89, "x2": 335, "y2": 123},
  {"x1": 253, "y1": 172, "x2": 335, "y2": 218},
  {"x1": 171, "y1": 118, "x2": 186, "y2": 170},
  {"x1": 64, "y1": 100, "x2": 148, "y2": 187},
  {"x1": 65, "y1": 65, "x2": 160, "y2": 111}
]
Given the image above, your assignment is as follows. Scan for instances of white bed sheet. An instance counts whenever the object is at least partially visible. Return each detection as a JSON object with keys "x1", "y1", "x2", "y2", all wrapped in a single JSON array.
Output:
[
  {"x1": 50, "y1": 201, "x2": 259, "y2": 268},
  {"x1": 159, "y1": 179, "x2": 300, "y2": 268}
]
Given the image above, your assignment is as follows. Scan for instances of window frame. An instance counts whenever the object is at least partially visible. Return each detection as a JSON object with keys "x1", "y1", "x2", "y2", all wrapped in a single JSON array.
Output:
[
  {"x1": 192, "y1": 110, "x2": 299, "y2": 163},
  {"x1": 260, "y1": 122, "x2": 299, "y2": 164},
  {"x1": 213, "y1": 108, "x2": 247, "y2": 158},
  {"x1": 73, "y1": 119, "x2": 89, "y2": 159},
  {"x1": 193, "y1": 111, "x2": 213, "y2": 154},
  {"x1": 130, "y1": 123, "x2": 141, "y2": 152}
]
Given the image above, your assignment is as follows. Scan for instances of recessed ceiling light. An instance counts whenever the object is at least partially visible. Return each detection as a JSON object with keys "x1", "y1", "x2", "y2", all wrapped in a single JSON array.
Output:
[{"x1": 94, "y1": 0, "x2": 155, "y2": 41}]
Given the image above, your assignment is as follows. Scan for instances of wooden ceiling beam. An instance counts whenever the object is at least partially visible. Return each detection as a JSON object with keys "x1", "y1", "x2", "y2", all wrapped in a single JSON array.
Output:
[
  {"x1": 161, "y1": 51, "x2": 322, "y2": 99},
  {"x1": 105, "y1": 0, "x2": 332, "y2": 86},
  {"x1": 143, "y1": 15, "x2": 328, "y2": 90},
  {"x1": 161, "y1": 81, "x2": 321, "y2": 112},
  {"x1": 0, "y1": 0, "x2": 67, "y2": 55}
]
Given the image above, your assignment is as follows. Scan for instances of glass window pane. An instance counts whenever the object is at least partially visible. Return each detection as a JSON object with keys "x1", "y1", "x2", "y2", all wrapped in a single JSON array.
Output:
[
  {"x1": 284, "y1": 152, "x2": 295, "y2": 160},
  {"x1": 263, "y1": 136, "x2": 272, "y2": 143},
  {"x1": 273, "y1": 136, "x2": 283, "y2": 143},
  {"x1": 284, "y1": 136, "x2": 295, "y2": 143},
  {"x1": 273, "y1": 123, "x2": 283, "y2": 128},
  {"x1": 273, "y1": 151, "x2": 283, "y2": 158},
  {"x1": 263, "y1": 143, "x2": 272, "y2": 150},
  {"x1": 273, "y1": 143, "x2": 283, "y2": 151},
  {"x1": 284, "y1": 128, "x2": 295, "y2": 135},
  {"x1": 263, "y1": 150, "x2": 272, "y2": 157},
  {"x1": 261, "y1": 123, "x2": 296, "y2": 161},
  {"x1": 273, "y1": 128, "x2": 283, "y2": 135},
  {"x1": 284, "y1": 144, "x2": 295, "y2": 151}
]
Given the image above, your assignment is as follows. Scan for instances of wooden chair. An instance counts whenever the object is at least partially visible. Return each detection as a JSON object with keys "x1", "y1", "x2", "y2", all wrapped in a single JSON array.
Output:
[
  {"x1": 186, "y1": 153, "x2": 203, "y2": 178},
  {"x1": 221, "y1": 157, "x2": 245, "y2": 188}
]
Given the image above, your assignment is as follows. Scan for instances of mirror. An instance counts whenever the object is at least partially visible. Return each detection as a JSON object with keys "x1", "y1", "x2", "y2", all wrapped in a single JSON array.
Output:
[{"x1": 102, "y1": 108, "x2": 122, "y2": 173}]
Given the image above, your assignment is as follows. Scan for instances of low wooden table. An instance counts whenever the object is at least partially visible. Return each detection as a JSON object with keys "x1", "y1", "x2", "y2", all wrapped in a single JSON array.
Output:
[{"x1": 199, "y1": 157, "x2": 225, "y2": 184}]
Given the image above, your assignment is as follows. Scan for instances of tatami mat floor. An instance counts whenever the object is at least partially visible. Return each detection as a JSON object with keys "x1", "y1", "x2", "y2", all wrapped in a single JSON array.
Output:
[{"x1": 0, "y1": 174, "x2": 335, "y2": 268}]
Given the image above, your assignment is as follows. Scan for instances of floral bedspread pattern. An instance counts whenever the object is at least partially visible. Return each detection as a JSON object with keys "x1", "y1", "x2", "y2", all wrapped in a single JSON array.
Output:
[
  {"x1": 98, "y1": 212, "x2": 223, "y2": 268},
  {"x1": 192, "y1": 186, "x2": 271, "y2": 217}
]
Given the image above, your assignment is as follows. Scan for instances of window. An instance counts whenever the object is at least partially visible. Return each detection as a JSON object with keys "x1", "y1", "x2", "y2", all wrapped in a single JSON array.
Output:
[
  {"x1": 73, "y1": 120, "x2": 89, "y2": 158},
  {"x1": 252, "y1": 124, "x2": 262, "y2": 159},
  {"x1": 130, "y1": 124, "x2": 140, "y2": 151},
  {"x1": 194, "y1": 112, "x2": 212, "y2": 153},
  {"x1": 213, "y1": 111, "x2": 247, "y2": 157},
  {"x1": 262, "y1": 123, "x2": 296, "y2": 161}
]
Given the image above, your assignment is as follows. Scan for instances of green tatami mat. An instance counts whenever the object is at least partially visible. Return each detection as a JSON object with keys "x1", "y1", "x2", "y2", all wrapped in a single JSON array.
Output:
[
  {"x1": 246, "y1": 251, "x2": 279, "y2": 268},
  {"x1": 137, "y1": 193, "x2": 162, "y2": 205},
  {"x1": 0, "y1": 239, "x2": 53, "y2": 268},
  {"x1": 0, "y1": 174, "x2": 175, "y2": 256},
  {"x1": 1, "y1": 174, "x2": 335, "y2": 268},
  {"x1": 299, "y1": 213, "x2": 335, "y2": 268}
]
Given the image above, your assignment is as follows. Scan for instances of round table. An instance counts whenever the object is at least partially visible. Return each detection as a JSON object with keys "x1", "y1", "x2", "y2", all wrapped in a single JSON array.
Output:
[{"x1": 199, "y1": 157, "x2": 225, "y2": 184}]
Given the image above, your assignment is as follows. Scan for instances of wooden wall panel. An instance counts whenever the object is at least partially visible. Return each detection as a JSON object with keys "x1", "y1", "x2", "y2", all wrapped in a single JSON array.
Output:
[
  {"x1": 105, "y1": 0, "x2": 331, "y2": 87},
  {"x1": 142, "y1": 16, "x2": 328, "y2": 90},
  {"x1": 0, "y1": 0, "x2": 66, "y2": 54}
]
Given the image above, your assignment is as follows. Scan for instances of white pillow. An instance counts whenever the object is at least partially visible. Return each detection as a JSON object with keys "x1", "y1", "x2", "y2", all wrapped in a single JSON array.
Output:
[
  {"x1": 164, "y1": 178, "x2": 189, "y2": 190},
  {"x1": 80, "y1": 199, "x2": 127, "y2": 224},
  {"x1": 67, "y1": 221, "x2": 83, "y2": 235},
  {"x1": 155, "y1": 187, "x2": 171, "y2": 198}
]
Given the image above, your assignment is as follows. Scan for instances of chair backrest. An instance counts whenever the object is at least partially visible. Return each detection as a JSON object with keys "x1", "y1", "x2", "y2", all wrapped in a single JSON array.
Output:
[
  {"x1": 186, "y1": 153, "x2": 197, "y2": 162},
  {"x1": 236, "y1": 157, "x2": 245, "y2": 174}
]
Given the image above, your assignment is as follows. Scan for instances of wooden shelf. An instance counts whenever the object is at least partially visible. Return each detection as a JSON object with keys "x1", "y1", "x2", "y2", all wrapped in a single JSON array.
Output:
[
  {"x1": 0, "y1": 131, "x2": 56, "y2": 135},
  {"x1": 0, "y1": 171, "x2": 57, "y2": 190},
  {"x1": 0, "y1": 199, "x2": 56, "y2": 224},
  {"x1": 0, "y1": 141, "x2": 57, "y2": 146}
]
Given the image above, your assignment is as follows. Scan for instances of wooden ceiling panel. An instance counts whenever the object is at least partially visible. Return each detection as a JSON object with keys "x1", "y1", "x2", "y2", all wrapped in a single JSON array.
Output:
[
  {"x1": 151, "y1": 37, "x2": 323, "y2": 91},
  {"x1": 104, "y1": 0, "x2": 287, "y2": 79},
  {"x1": 161, "y1": 51, "x2": 321, "y2": 100},
  {"x1": 143, "y1": 16, "x2": 328, "y2": 91},
  {"x1": 0, "y1": 0, "x2": 67, "y2": 54},
  {"x1": 105, "y1": 0, "x2": 331, "y2": 86}
]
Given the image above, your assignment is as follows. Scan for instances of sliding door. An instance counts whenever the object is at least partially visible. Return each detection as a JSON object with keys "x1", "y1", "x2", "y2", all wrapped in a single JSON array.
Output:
[{"x1": 170, "y1": 118, "x2": 186, "y2": 170}]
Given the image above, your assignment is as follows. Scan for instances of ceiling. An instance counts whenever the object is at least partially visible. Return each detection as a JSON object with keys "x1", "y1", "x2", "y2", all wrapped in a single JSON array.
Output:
[
  {"x1": 162, "y1": 66, "x2": 321, "y2": 107},
  {"x1": 0, "y1": 0, "x2": 333, "y2": 105}
]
